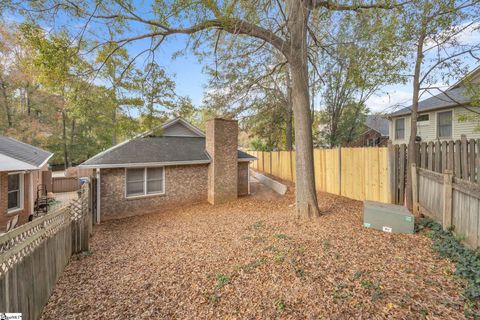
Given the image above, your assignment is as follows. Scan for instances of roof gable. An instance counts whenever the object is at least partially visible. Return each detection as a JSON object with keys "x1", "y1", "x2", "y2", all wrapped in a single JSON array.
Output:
[
  {"x1": 160, "y1": 118, "x2": 204, "y2": 137},
  {"x1": 365, "y1": 115, "x2": 389, "y2": 136}
]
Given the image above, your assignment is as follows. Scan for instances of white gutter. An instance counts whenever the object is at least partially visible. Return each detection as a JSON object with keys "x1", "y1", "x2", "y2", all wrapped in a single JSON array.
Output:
[{"x1": 79, "y1": 160, "x2": 212, "y2": 169}]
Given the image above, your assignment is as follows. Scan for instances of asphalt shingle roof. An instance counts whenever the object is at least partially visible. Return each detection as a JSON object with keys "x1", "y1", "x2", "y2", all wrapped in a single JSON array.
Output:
[
  {"x1": 390, "y1": 87, "x2": 469, "y2": 117},
  {"x1": 82, "y1": 136, "x2": 254, "y2": 167},
  {"x1": 365, "y1": 115, "x2": 389, "y2": 136},
  {"x1": 0, "y1": 136, "x2": 52, "y2": 167}
]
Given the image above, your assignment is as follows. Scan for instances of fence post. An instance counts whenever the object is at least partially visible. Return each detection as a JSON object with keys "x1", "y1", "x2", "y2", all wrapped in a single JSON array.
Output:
[
  {"x1": 442, "y1": 169, "x2": 453, "y2": 230},
  {"x1": 411, "y1": 163, "x2": 418, "y2": 215},
  {"x1": 388, "y1": 141, "x2": 396, "y2": 204}
]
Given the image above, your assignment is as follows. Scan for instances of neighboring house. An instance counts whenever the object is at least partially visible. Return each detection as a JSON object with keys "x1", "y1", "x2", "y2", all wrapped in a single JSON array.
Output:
[
  {"x1": 346, "y1": 115, "x2": 389, "y2": 147},
  {"x1": 80, "y1": 118, "x2": 256, "y2": 222},
  {"x1": 388, "y1": 67, "x2": 480, "y2": 144},
  {"x1": 0, "y1": 136, "x2": 53, "y2": 232}
]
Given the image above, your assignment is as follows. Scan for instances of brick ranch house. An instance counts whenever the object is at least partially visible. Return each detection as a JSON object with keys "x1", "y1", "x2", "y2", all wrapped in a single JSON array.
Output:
[
  {"x1": 0, "y1": 136, "x2": 53, "y2": 233},
  {"x1": 80, "y1": 118, "x2": 256, "y2": 222},
  {"x1": 345, "y1": 115, "x2": 389, "y2": 147}
]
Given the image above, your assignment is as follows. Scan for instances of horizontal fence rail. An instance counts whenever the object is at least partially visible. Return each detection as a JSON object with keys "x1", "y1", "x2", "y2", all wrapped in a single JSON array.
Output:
[{"x1": 0, "y1": 183, "x2": 92, "y2": 319}]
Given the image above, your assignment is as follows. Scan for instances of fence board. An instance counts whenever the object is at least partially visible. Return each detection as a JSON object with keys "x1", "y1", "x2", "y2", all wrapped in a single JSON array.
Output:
[
  {"x1": 250, "y1": 147, "x2": 385, "y2": 202},
  {"x1": 0, "y1": 183, "x2": 91, "y2": 319},
  {"x1": 417, "y1": 167, "x2": 480, "y2": 249}
]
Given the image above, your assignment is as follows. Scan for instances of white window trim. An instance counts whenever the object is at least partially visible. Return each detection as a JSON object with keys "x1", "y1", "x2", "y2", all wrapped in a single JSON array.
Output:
[
  {"x1": 124, "y1": 167, "x2": 165, "y2": 199},
  {"x1": 7, "y1": 172, "x2": 24, "y2": 214},
  {"x1": 436, "y1": 109, "x2": 454, "y2": 139},
  {"x1": 394, "y1": 117, "x2": 406, "y2": 141}
]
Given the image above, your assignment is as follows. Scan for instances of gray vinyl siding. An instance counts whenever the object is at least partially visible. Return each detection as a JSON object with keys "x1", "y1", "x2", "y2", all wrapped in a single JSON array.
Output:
[
  {"x1": 163, "y1": 122, "x2": 202, "y2": 137},
  {"x1": 390, "y1": 106, "x2": 480, "y2": 144}
]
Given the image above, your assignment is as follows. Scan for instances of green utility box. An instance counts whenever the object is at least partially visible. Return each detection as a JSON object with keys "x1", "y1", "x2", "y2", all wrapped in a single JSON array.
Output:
[{"x1": 363, "y1": 201, "x2": 415, "y2": 234}]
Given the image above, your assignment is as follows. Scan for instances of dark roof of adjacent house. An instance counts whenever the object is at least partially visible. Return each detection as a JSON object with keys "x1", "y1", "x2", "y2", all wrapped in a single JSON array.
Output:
[
  {"x1": 81, "y1": 118, "x2": 255, "y2": 168},
  {"x1": 0, "y1": 135, "x2": 53, "y2": 168},
  {"x1": 365, "y1": 115, "x2": 389, "y2": 136},
  {"x1": 390, "y1": 87, "x2": 470, "y2": 117}
]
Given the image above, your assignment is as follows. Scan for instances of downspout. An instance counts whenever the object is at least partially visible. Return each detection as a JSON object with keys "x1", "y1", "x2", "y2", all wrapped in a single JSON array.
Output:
[
  {"x1": 96, "y1": 168, "x2": 101, "y2": 224},
  {"x1": 248, "y1": 166, "x2": 251, "y2": 195}
]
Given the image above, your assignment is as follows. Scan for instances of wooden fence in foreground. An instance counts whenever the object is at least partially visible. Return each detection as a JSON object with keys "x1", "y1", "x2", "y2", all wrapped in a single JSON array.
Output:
[
  {"x1": 413, "y1": 165, "x2": 480, "y2": 249},
  {"x1": 0, "y1": 183, "x2": 92, "y2": 319},
  {"x1": 249, "y1": 147, "x2": 390, "y2": 203}
]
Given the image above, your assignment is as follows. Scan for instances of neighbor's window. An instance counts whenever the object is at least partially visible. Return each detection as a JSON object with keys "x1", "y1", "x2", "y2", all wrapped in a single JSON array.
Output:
[
  {"x1": 126, "y1": 167, "x2": 164, "y2": 197},
  {"x1": 437, "y1": 111, "x2": 452, "y2": 138},
  {"x1": 8, "y1": 173, "x2": 22, "y2": 212},
  {"x1": 395, "y1": 118, "x2": 405, "y2": 140},
  {"x1": 417, "y1": 114, "x2": 429, "y2": 123}
]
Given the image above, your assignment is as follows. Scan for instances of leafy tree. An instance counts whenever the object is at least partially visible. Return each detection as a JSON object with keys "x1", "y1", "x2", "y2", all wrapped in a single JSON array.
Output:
[
  {"x1": 401, "y1": 0, "x2": 480, "y2": 210},
  {"x1": 95, "y1": 42, "x2": 143, "y2": 145},
  {"x1": 14, "y1": 0, "x2": 405, "y2": 217}
]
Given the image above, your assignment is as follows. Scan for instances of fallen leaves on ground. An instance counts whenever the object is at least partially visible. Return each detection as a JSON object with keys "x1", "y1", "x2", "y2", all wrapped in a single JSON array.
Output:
[{"x1": 41, "y1": 182, "x2": 467, "y2": 319}]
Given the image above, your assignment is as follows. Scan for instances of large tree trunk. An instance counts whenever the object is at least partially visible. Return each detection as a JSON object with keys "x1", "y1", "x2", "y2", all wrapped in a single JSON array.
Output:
[
  {"x1": 285, "y1": 69, "x2": 293, "y2": 151},
  {"x1": 287, "y1": 0, "x2": 320, "y2": 217},
  {"x1": 406, "y1": 30, "x2": 426, "y2": 211}
]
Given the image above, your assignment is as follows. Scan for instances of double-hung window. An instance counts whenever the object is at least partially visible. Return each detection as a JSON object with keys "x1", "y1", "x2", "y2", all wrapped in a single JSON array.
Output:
[
  {"x1": 395, "y1": 118, "x2": 405, "y2": 140},
  {"x1": 126, "y1": 167, "x2": 164, "y2": 198},
  {"x1": 437, "y1": 110, "x2": 452, "y2": 139},
  {"x1": 8, "y1": 173, "x2": 23, "y2": 212}
]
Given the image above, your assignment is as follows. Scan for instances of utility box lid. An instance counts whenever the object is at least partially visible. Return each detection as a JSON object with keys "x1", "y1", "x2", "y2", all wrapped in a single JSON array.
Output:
[{"x1": 363, "y1": 201, "x2": 415, "y2": 234}]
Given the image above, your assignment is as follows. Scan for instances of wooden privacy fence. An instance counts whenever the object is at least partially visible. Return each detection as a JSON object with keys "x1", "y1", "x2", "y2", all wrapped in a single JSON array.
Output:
[
  {"x1": 413, "y1": 165, "x2": 480, "y2": 250},
  {"x1": 52, "y1": 177, "x2": 81, "y2": 193},
  {"x1": 249, "y1": 147, "x2": 390, "y2": 203},
  {"x1": 0, "y1": 183, "x2": 92, "y2": 319},
  {"x1": 390, "y1": 136, "x2": 479, "y2": 204}
]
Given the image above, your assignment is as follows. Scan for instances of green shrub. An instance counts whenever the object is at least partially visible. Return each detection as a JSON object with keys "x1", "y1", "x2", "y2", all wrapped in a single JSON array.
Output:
[{"x1": 417, "y1": 218, "x2": 480, "y2": 315}]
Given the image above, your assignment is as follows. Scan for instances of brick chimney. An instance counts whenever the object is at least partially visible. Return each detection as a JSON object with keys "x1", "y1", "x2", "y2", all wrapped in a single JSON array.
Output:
[{"x1": 206, "y1": 118, "x2": 238, "y2": 205}]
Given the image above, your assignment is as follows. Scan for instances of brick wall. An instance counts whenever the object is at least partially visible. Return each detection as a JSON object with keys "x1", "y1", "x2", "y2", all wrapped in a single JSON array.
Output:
[
  {"x1": 0, "y1": 171, "x2": 32, "y2": 233},
  {"x1": 100, "y1": 164, "x2": 209, "y2": 220},
  {"x1": 345, "y1": 129, "x2": 389, "y2": 147},
  {"x1": 238, "y1": 162, "x2": 249, "y2": 196},
  {"x1": 206, "y1": 118, "x2": 238, "y2": 204}
]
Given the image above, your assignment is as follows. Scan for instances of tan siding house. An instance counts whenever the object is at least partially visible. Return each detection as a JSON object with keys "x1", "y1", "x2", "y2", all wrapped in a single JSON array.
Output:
[{"x1": 389, "y1": 67, "x2": 480, "y2": 144}]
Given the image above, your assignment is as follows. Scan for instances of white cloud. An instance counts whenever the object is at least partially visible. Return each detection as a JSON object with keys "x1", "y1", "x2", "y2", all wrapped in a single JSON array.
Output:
[
  {"x1": 453, "y1": 22, "x2": 480, "y2": 46},
  {"x1": 366, "y1": 89, "x2": 412, "y2": 113}
]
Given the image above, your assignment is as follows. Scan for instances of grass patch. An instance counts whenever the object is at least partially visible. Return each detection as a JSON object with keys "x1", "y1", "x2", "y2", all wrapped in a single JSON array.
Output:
[
  {"x1": 215, "y1": 274, "x2": 230, "y2": 289},
  {"x1": 273, "y1": 233, "x2": 288, "y2": 240},
  {"x1": 239, "y1": 258, "x2": 267, "y2": 272},
  {"x1": 248, "y1": 221, "x2": 266, "y2": 231},
  {"x1": 273, "y1": 299, "x2": 286, "y2": 312},
  {"x1": 417, "y1": 218, "x2": 480, "y2": 317},
  {"x1": 273, "y1": 253, "x2": 285, "y2": 264}
]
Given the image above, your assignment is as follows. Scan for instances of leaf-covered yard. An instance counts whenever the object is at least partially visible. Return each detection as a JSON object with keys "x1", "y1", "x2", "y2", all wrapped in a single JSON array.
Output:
[{"x1": 41, "y1": 182, "x2": 468, "y2": 319}]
